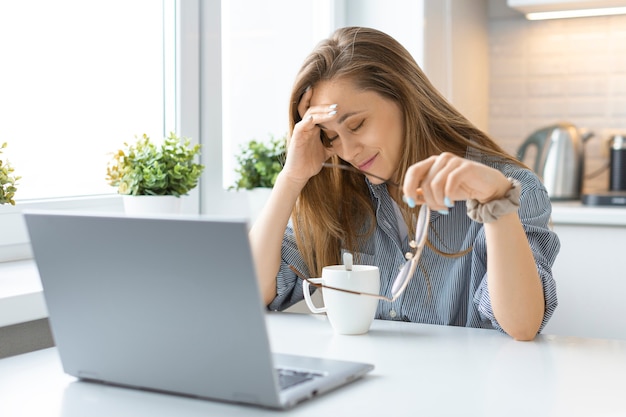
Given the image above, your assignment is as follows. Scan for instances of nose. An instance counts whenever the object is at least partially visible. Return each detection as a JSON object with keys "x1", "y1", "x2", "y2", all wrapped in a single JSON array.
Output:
[{"x1": 336, "y1": 137, "x2": 362, "y2": 163}]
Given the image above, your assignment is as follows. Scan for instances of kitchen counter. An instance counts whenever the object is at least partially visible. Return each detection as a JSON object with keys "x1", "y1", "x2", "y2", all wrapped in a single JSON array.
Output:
[{"x1": 551, "y1": 201, "x2": 626, "y2": 226}]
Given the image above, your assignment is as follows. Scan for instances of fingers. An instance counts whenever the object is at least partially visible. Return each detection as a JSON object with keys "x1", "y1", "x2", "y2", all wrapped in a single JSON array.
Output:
[
  {"x1": 402, "y1": 153, "x2": 463, "y2": 212},
  {"x1": 294, "y1": 104, "x2": 338, "y2": 137},
  {"x1": 284, "y1": 99, "x2": 339, "y2": 183},
  {"x1": 423, "y1": 153, "x2": 461, "y2": 209},
  {"x1": 297, "y1": 86, "x2": 338, "y2": 128},
  {"x1": 403, "y1": 153, "x2": 511, "y2": 213},
  {"x1": 402, "y1": 155, "x2": 436, "y2": 208}
]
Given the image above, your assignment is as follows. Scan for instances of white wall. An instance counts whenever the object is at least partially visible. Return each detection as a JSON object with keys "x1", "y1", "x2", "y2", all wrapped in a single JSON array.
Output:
[
  {"x1": 341, "y1": 0, "x2": 425, "y2": 66},
  {"x1": 423, "y1": 0, "x2": 490, "y2": 131}
]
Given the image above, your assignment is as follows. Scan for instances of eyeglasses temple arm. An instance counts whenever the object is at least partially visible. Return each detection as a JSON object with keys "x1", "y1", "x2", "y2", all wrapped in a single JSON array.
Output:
[
  {"x1": 321, "y1": 163, "x2": 400, "y2": 188},
  {"x1": 289, "y1": 265, "x2": 393, "y2": 302}
]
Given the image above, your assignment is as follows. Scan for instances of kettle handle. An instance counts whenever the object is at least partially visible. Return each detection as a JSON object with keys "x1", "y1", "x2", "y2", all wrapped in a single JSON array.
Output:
[{"x1": 517, "y1": 130, "x2": 548, "y2": 171}]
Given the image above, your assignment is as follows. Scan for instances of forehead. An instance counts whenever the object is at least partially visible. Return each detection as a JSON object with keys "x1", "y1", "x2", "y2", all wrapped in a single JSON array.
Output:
[
  {"x1": 309, "y1": 79, "x2": 372, "y2": 107},
  {"x1": 310, "y1": 79, "x2": 401, "y2": 122}
]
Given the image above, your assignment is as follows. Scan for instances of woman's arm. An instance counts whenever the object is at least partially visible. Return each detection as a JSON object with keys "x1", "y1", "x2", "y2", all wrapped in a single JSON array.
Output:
[
  {"x1": 249, "y1": 173, "x2": 306, "y2": 305},
  {"x1": 483, "y1": 212, "x2": 544, "y2": 340},
  {"x1": 249, "y1": 88, "x2": 338, "y2": 305},
  {"x1": 402, "y1": 153, "x2": 547, "y2": 340}
]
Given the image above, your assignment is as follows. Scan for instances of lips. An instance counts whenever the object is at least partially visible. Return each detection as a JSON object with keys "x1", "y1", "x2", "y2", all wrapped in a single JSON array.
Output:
[{"x1": 357, "y1": 155, "x2": 377, "y2": 172}]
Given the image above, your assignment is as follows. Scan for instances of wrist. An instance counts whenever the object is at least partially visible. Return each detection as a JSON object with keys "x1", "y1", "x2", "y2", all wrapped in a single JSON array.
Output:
[
  {"x1": 275, "y1": 170, "x2": 309, "y2": 193},
  {"x1": 477, "y1": 177, "x2": 515, "y2": 204},
  {"x1": 466, "y1": 178, "x2": 521, "y2": 223}
]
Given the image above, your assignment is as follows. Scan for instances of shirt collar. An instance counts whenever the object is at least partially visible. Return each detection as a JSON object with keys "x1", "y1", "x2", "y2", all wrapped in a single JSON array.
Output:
[{"x1": 366, "y1": 178, "x2": 390, "y2": 200}]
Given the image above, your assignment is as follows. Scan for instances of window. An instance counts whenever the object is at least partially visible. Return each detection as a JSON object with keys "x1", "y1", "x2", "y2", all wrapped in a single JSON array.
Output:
[
  {"x1": 0, "y1": 0, "x2": 176, "y2": 201},
  {"x1": 0, "y1": 0, "x2": 178, "y2": 261},
  {"x1": 220, "y1": 0, "x2": 335, "y2": 188}
]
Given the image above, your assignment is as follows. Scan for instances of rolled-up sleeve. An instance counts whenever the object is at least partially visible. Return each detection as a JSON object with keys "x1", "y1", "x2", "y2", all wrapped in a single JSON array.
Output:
[{"x1": 267, "y1": 224, "x2": 312, "y2": 311}]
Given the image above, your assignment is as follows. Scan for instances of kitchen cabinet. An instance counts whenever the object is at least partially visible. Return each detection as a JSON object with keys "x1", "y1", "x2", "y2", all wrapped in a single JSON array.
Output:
[{"x1": 543, "y1": 202, "x2": 626, "y2": 340}]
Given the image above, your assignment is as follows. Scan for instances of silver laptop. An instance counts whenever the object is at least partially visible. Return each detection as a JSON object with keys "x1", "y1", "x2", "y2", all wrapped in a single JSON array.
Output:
[{"x1": 24, "y1": 211, "x2": 373, "y2": 410}]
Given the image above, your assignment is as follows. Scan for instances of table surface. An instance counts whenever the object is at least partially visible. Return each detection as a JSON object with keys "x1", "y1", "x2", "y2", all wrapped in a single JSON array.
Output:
[{"x1": 1, "y1": 312, "x2": 626, "y2": 417}]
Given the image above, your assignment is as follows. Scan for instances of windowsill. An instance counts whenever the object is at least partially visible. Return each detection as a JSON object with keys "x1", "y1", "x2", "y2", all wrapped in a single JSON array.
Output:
[{"x1": 0, "y1": 259, "x2": 47, "y2": 327}]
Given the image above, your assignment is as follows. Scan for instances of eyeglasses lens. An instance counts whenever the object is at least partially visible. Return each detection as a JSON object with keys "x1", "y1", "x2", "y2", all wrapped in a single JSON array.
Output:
[
  {"x1": 390, "y1": 204, "x2": 430, "y2": 299},
  {"x1": 415, "y1": 204, "x2": 430, "y2": 245}
]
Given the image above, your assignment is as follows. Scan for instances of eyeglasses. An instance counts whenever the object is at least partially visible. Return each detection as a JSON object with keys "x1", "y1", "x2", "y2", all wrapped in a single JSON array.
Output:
[{"x1": 290, "y1": 193, "x2": 430, "y2": 302}]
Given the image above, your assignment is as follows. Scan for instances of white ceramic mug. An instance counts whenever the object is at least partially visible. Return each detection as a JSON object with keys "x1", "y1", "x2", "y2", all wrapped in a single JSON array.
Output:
[{"x1": 302, "y1": 265, "x2": 380, "y2": 335}]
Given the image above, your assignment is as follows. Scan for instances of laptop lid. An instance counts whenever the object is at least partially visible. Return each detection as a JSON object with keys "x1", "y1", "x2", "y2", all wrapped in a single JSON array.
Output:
[{"x1": 24, "y1": 211, "x2": 373, "y2": 409}]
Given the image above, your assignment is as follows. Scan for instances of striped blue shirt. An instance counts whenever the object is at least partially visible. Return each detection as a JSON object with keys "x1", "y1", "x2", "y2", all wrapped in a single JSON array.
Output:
[{"x1": 268, "y1": 164, "x2": 560, "y2": 334}]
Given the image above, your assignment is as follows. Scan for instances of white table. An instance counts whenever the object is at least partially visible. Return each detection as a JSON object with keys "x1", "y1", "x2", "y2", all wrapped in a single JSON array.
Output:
[{"x1": 1, "y1": 312, "x2": 625, "y2": 417}]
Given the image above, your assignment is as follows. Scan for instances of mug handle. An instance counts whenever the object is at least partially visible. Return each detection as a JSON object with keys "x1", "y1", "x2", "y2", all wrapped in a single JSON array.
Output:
[{"x1": 303, "y1": 278, "x2": 327, "y2": 314}]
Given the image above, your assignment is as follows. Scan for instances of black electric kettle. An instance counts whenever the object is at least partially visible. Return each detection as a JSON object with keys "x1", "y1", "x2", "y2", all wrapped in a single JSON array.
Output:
[{"x1": 516, "y1": 122, "x2": 593, "y2": 200}]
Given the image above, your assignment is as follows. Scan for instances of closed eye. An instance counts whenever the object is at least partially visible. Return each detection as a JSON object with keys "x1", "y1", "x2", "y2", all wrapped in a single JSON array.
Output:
[
  {"x1": 320, "y1": 118, "x2": 364, "y2": 145},
  {"x1": 348, "y1": 120, "x2": 364, "y2": 132}
]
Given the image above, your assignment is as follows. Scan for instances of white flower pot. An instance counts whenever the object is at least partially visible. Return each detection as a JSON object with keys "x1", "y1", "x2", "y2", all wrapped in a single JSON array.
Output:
[{"x1": 122, "y1": 195, "x2": 182, "y2": 215}]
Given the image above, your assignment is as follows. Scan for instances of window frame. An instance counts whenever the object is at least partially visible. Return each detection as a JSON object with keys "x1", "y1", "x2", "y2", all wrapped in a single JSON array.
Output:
[{"x1": 0, "y1": 0, "x2": 202, "y2": 263}]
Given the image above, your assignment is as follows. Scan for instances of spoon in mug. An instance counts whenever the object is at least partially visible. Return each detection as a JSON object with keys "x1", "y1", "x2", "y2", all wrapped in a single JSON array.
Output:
[{"x1": 343, "y1": 252, "x2": 353, "y2": 271}]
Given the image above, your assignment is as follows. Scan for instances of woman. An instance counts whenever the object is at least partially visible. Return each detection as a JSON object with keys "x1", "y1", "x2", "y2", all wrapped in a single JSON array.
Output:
[{"x1": 250, "y1": 27, "x2": 559, "y2": 341}]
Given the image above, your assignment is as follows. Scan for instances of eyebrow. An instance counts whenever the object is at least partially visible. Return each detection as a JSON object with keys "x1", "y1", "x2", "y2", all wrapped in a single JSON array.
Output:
[{"x1": 317, "y1": 111, "x2": 362, "y2": 130}]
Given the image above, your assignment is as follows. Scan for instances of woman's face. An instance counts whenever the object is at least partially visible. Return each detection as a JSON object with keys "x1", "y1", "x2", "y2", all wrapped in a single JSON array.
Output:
[{"x1": 309, "y1": 78, "x2": 404, "y2": 185}]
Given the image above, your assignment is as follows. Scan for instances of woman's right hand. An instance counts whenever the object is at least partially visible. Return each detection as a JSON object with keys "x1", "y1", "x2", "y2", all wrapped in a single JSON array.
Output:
[{"x1": 280, "y1": 87, "x2": 338, "y2": 187}]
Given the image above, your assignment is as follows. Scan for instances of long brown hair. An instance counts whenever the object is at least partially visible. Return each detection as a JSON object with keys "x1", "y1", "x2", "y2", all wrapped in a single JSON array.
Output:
[{"x1": 288, "y1": 27, "x2": 521, "y2": 277}]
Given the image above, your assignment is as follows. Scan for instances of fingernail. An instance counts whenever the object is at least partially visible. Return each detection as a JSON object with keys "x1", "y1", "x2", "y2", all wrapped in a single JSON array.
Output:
[
  {"x1": 402, "y1": 195, "x2": 416, "y2": 208},
  {"x1": 444, "y1": 196, "x2": 454, "y2": 208},
  {"x1": 438, "y1": 209, "x2": 449, "y2": 215},
  {"x1": 328, "y1": 110, "x2": 337, "y2": 116},
  {"x1": 329, "y1": 104, "x2": 338, "y2": 109}
]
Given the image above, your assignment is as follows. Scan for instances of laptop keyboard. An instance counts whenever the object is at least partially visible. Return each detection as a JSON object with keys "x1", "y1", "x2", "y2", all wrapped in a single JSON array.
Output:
[{"x1": 277, "y1": 368, "x2": 324, "y2": 390}]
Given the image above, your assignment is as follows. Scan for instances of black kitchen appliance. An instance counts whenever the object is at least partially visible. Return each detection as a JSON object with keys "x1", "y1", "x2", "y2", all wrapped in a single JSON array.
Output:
[
  {"x1": 609, "y1": 135, "x2": 626, "y2": 191},
  {"x1": 582, "y1": 134, "x2": 626, "y2": 206}
]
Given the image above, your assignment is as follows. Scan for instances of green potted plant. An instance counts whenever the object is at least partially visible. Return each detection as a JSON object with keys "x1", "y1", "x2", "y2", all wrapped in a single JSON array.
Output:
[
  {"x1": 230, "y1": 134, "x2": 286, "y2": 190},
  {"x1": 230, "y1": 134, "x2": 286, "y2": 222},
  {"x1": 0, "y1": 142, "x2": 19, "y2": 206},
  {"x1": 106, "y1": 132, "x2": 205, "y2": 214}
]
